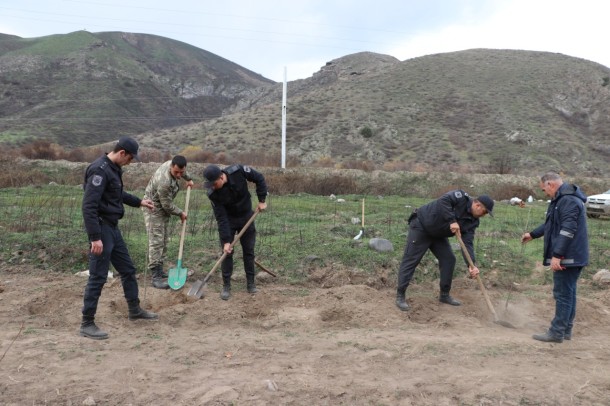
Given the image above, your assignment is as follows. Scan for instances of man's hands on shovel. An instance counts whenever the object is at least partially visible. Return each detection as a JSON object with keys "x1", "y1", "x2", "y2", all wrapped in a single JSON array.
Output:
[
  {"x1": 451, "y1": 225, "x2": 480, "y2": 279},
  {"x1": 222, "y1": 203, "x2": 266, "y2": 255}
]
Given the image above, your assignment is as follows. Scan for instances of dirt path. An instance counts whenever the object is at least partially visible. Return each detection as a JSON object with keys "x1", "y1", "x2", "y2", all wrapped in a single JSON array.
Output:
[{"x1": 1, "y1": 267, "x2": 609, "y2": 405}]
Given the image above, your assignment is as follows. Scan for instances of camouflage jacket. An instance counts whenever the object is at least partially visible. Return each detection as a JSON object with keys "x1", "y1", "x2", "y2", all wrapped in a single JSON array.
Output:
[{"x1": 143, "y1": 160, "x2": 192, "y2": 217}]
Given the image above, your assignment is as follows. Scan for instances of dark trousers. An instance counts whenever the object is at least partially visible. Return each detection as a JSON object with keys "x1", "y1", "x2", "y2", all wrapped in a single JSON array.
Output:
[
  {"x1": 221, "y1": 218, "x2": 256, "y2": 281},
  {"x1": 82, "y1": 223, "x2": 139, "y2": 317},
  {"x1": 397, "y1": 218, "x2": 456, "y2": 293},
  {"x1": 550, "y1": 266, "x2": 582, "y2": 338}
]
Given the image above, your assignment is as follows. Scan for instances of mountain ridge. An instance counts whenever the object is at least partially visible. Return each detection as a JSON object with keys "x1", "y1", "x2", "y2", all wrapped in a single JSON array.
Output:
[{"x1": 1, "y1": 32, "x2": 609, "y2": 176}]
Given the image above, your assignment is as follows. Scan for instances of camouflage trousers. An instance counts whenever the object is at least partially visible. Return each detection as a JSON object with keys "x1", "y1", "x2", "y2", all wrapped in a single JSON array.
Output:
[{"x1": 142, "y1": 209, "x2": 170, "y2": 272}]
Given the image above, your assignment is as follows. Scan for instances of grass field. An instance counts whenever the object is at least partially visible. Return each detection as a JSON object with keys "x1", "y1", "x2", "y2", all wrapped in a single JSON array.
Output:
[{"x1": 1, "y1": 185, "x2": 607, "y2": 285}]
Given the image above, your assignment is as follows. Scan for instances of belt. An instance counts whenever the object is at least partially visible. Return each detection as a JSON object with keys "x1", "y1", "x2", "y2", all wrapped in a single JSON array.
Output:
[{"x1": 99, "y1": 217, "x2": 118, "y2": 227}]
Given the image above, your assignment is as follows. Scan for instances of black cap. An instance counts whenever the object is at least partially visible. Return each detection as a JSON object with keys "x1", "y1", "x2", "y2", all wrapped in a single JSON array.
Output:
[
  {"x1": 116, "y1": 136, "x2": 140, "y2": 161},
  {"x1": 203, "y1": 165, "x2": 222, "y2": 188},
  {"x1": 477, "y1": 195, "x2": 494, "y2": 217}
]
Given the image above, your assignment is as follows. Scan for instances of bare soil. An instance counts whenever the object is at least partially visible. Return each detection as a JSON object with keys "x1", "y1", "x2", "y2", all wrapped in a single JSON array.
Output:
[{"x1": 1, "y1": 265, "x2": 609, "y2": 405}]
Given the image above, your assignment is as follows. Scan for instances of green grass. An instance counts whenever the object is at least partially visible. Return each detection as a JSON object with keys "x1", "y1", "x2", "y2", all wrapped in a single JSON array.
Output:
[{"x1": 0, "y1": 185, "x2": 608, "y2": 285}]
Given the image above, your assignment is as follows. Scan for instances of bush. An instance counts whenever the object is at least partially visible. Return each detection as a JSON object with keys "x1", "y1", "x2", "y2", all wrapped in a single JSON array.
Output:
[
  {"x1": 20, "y1": 140, "x2": 62, "y2": 160},
  {"x1": 360, "y1": 126, "x2": 373, "y2": 138}
]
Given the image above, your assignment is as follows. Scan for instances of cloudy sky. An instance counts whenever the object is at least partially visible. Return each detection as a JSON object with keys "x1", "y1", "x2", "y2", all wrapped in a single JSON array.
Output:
[{"x1": 1, "y1": 0, "x2": 608, "y2": 82}]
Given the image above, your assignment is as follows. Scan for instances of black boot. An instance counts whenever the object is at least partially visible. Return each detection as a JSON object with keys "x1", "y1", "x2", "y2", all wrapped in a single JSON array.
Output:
[
  {"x1": 246, "y1": 274, "x2": 258, "y2": 294},
  {"x1": 220, "y1": 276, "x2": 231, "y2": 300},
  {"x1": 151, "y1": 265, "x2": 169, "y2": 290},
  {"x1": 79, "y1": 315, "x2": 109, "y2": 340},
  {"x1": 439, "y1": 292, "x2": 461, "y2": 306},
  {"x1": 127, "y1": 299, "x2": 159, "y2": 321},
  {"x1": 396, "y1": 289, "x2": 409, "y2": 311}
]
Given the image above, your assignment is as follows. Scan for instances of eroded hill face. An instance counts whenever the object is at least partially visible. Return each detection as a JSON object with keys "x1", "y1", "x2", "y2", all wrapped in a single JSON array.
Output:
[
  {"x1": 139, "y1": 49, "x2": 610, "y2": 176},
  {"x1": 2, "y1": 34, "x2": 610, "y2": 176},
  {"x1": 0, "y1": 31, "x2": 274, "y2": 147}
]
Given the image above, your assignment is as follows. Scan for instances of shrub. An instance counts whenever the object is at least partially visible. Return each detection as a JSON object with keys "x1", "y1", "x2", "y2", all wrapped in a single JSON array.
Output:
[
  {"x1": 360, "y1": 126, "x2": 373, "y2": 138},
  {"x1": 20, "y1": 140, "x2": 62, "y2": 160}
]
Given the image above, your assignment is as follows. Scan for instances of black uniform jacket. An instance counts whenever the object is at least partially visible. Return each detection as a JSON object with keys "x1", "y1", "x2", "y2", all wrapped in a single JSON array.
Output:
[
  {"x1": 416, "y1": 189, "x2": 480, "y2": 263},
  {"x1": 82, "y1": 155, "x2": 141, "y2": 241},
  {"x1": 207, "y1": 164, "x2": 268, "y2": 244}
]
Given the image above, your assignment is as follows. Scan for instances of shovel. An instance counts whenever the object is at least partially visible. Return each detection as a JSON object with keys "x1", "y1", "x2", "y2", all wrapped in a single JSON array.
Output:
[
  {"x1": 456, "y1": 233, "x2": 515, "y2": 329},
  {"x1": 168, "y1": 186, "x2": 191, "y2": 290},
  {"x1": 187, "y1": 209, "x2": 260, "y2": 299},
  {"x1": 353, "y1": 198, "x2": 365, "y2": 240}
]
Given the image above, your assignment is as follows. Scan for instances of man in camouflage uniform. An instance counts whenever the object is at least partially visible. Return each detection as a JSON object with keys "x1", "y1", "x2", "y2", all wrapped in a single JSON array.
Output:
[{"x1": 142, "y1": 155, "x2": 194, "y2": 289}]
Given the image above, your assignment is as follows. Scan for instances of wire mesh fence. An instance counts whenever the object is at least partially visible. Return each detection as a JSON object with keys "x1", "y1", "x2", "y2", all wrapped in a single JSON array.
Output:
[{"x1": 1, "y1": 186, "x2": 608, "y2": 281}]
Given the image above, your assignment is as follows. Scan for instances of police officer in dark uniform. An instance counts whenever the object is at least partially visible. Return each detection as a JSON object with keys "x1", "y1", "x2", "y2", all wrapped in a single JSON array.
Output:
[
  {"x1": 203, "y1": 164, "x2": 268, "y2": 300},
  {"x1": 395, "y1": 190, "x2": 494, "y2": 311},
  {"x1": 81, "y1": 136, "x2": 158, "y2": 340}
]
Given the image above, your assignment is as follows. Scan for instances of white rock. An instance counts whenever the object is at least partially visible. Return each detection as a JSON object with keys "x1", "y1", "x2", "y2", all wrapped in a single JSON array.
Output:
[
  {"x1": 336, "y1": 198, "x2": 346, "y2": 203},
  {"x1": 82, "y1": 396, "x2": 96, "y2": 406},
  {"x1": 75, "y1": 270, "x2": 113, "y2": 279},
  {"x1": 265, "y1": 379, "x2": 279, "y2": 391},
  {"x1": 368, "y1": 238, "x2": 393, "y2": 252},
  {"x1": 510, "y1": 197, "x2": 523, "y2": 206},
  {"x1": 592, "y1": 269, "x2": 610, "y2": 284}
]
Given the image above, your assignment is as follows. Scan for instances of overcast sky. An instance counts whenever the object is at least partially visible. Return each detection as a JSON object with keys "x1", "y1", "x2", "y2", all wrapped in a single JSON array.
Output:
[{"x1": 1, "y1": 0, "x2": 609, "y2": 82}]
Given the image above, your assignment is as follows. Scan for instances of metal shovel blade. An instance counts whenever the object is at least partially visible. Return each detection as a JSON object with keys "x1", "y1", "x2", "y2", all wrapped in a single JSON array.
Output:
[
  {"x1": 187, "y1": 279, "x2": 205, "y2": 299},
  {"x1": 456, "y1": 234, "x2": 515, "y2": 329},
  {"x1": 168, "y1": 259, "x2": 187, "y2": 290},
  {"x1": 187, "y1": 210, "x2": 260, "y2": 300}
]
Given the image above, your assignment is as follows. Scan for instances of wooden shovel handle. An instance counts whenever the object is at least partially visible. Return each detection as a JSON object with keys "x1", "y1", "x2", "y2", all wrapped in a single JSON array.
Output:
[
  {"x1": 455, "y1": 233, "x2": 499, "y2": 321},
  {"x1": 255, "y1": 259, "x2": 277, "y2": 277},
  {"x1": 361, "y1": 198, "x2": 365, "y2": 227},
  {"x1": 177, "y1": 186, "x2": 191, "y2": 261}
]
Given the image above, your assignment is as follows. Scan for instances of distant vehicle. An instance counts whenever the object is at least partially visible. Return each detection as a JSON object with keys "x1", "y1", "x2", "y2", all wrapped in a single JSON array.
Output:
[{"x1": 586, "y1": 189, "x2": 610, "y2": 218}]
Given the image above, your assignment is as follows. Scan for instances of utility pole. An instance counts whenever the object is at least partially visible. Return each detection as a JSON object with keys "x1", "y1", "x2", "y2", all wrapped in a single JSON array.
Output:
[{"x1": 281, "y1": 67, "x2": 287, "y2": 169}]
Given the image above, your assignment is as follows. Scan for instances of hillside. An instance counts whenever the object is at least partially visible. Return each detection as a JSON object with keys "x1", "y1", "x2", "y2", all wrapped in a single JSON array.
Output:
[
  {"x1": 140, "y1": 49, "x2": 610, "y2": 176},
  {"x1": 0, "y1": 31, "x2": 273, "y2": 146},
  {"x1": 1, "y1": 31, "x2": 610, "y2": 176}
]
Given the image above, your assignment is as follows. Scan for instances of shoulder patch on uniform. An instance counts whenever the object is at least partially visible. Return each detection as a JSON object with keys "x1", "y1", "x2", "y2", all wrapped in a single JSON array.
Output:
[
  {"x1": 92, "y1": 175, "x2": 103, "y2": 187},
  {"x1": 243, "y1": 165, "x2": 251, "y2": 173},
  {"x1": 454, "y1": 191, "x2": 463, "y2": 198},
  {"x1": 225, "y1": 164, "x2": 240, "y2": 174}
]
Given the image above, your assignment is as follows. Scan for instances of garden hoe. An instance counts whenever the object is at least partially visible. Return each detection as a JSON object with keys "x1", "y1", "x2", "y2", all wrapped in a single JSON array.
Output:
[
  {"x1": 456, "y1": 233, "x2": 515, "y2": 329},
  {"x1": 168, "y1": 185, "x2": 191, "y2": 290},
  {"x1": 187, "y1": 209, "x2": 260, "y2": 299}
]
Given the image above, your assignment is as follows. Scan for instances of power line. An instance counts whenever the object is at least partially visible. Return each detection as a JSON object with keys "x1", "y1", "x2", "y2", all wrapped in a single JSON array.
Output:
[{"x1": 0, "y1": 5, "x2": 404, "y2": 49}]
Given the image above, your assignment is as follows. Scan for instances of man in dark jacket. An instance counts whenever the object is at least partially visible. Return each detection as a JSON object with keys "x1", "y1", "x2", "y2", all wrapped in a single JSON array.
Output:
[
  {"x1": 203, "y1": 164, "x2": 268, "y2": 300},
  {"x1": 521, "y1": 172, "x2": 589, "y2": 343},
  {"x1": 81, "y1": 137, "x2": 158, "y2": 340},
  {"x1": 396, "y1": 190, "x2": 494, "y2": 311}
]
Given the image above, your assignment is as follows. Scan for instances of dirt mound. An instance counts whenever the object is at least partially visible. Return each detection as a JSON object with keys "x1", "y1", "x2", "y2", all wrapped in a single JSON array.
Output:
[{"x1": 1, "y1": 267, "x2": 610, "y2": 405}]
